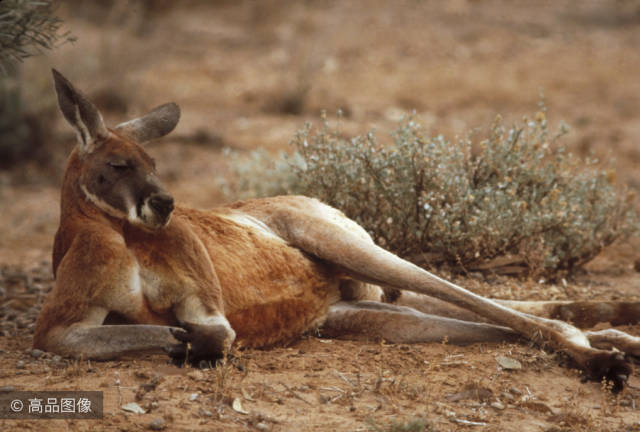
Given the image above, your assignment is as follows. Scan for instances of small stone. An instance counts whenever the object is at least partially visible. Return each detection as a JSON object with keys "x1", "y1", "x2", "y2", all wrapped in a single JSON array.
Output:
[
  {"x1": 496, "y1": 356, "x2": 522, "y2": 370},
  {"x1": 122, "y1": 402, "x2": 146, "y2": 414},
  {"x1": 256, "y1": 423, "x2": 269, "y2": 431},
  {"x1": 187, "y1": 370, "x2": 205, "y2": 381},
  {"x1": 469, "y1": 272, "x2": 485, "y2": 281},
  {"x1": 501, "y1": 392, "x2": 515, "y2": 402},
  {"x1": 16, "y1": 361, "x2": 25, "y2": 369},
  {"x1": 491, "y1": 401, "x2": 505, "y2": 410},
  {"x1": 189, "y1": 393, "x2": 198, "y2": 401},
  {"x1": 509, "y1": 387, "x2": 523, "y2": 395},
  {"x1": 51, "y1": 357, "x2": 68, "y2": 369},
  {"x1": 148, "y1": 418, "x2": 166, "y2": 430},
  {"x1": 30, "y1": 349, "x2": 44, "y2": 359}
]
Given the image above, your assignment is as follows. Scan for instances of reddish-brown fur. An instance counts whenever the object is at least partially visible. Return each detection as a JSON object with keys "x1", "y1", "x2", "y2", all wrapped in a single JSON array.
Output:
[
  {"x1": 35, "y1": 145, "x2": 340, "y2": 349},
  {"x1": 35, "y1": 70, "x2": 640, "y2": 392}
]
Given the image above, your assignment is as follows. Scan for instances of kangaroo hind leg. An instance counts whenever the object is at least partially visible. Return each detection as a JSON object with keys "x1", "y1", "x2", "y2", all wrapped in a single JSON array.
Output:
[
  {"x1": 239, "y1": 196, "x2": 633, "y2": 390},
  {"x1": 321, "y1": 301, "x2": 520, "y2": 345}
]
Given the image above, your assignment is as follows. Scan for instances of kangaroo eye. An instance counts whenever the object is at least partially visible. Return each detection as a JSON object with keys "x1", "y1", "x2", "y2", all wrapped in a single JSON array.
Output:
[{"x1": 108, "y1": 161, "x2": 130, "y2": 171}]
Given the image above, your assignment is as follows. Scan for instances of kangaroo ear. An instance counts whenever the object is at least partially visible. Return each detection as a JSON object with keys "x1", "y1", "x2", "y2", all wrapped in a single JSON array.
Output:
[
  {"x1": 114, "y1": 103, "x2": 180, "y2": 144},
  {"x1": 52, "y1": 69, "x2": 109, "y2": 154}
]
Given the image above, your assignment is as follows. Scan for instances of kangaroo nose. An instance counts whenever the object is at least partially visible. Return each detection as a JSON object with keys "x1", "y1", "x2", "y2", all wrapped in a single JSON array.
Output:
[{"x1": 148, "y1": 193, "x2": 174, "y2": 216}]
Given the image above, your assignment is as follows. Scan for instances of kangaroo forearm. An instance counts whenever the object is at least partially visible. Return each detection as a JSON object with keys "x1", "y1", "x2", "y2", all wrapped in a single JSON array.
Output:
[{"x1": 57, "y1": 325, "x2": 177, "y2": 360}]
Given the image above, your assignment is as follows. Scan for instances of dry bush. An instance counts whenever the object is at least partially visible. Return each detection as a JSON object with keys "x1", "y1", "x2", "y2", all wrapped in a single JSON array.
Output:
[
  {"x1": 0, "y1": 0, "x2": 73, "y2": 69},
  {"x1": 0, "y1": 0, "x2": 74, "y2": 171},
  {"x1": 227, "y1": 106, "x2": 639, "y2": 276}
]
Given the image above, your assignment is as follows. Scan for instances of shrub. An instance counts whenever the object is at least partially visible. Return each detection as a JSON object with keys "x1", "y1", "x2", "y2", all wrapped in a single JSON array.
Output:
[
  {"x1": 0, "y1": 0, "x2": 73, "y2": 70},
  {"x1": 0, "y1": 0, "x2": 74, "y2": 171},
  {"x1": 226, "y1": 107, "x2": 638, "y2": 276}
]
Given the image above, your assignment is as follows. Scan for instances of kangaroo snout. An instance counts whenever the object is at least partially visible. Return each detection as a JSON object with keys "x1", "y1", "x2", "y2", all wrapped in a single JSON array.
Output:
[{"x1": 148, "y1": 193, "x2": 174, "y2": 217}]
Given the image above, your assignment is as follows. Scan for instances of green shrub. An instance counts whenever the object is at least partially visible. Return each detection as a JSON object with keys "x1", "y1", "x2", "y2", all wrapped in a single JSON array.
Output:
[
  {"x1": 226, "y1": 107, "x2": 638, "y2": 276},
  {"x1": 0, "y1": 0, "x2": 74, "y2": 170},
  {"x1": 0, "y1": 0, "x2": 73, "y2": 70}
]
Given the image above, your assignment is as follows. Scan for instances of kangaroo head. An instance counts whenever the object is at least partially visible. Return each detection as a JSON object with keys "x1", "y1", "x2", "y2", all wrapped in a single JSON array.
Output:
[{"x1": 52, "y1": 69, "x2": 180, "y2": 230}]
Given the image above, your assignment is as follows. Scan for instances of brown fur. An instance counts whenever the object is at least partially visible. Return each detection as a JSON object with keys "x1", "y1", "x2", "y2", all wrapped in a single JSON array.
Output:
[
  {"x1": 37, "y1": 186, "x2": 340, "y2": 350},
  {"x1": 35, "y1": 70, "x2": 640, "y2": 391}
]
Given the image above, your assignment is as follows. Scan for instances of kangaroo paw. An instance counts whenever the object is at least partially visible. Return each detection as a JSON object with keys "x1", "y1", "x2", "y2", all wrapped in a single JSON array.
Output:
[
  {"x1": 165, "y1": 321, "x2": 232, "y2": 367},
  {"x1": 582, "y1": 351, "x2": 633, "y2": 393}
]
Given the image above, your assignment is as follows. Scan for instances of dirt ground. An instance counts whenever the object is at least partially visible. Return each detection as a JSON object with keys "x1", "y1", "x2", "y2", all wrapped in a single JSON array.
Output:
[{"x1": 1, "y1": 1, "x2": 640, "y2": 431}]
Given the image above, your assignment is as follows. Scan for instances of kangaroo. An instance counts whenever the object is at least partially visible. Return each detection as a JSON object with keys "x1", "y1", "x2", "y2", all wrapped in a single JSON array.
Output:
[{"x1": 34, "y1": 70, "x2": 640, "y2": 392}]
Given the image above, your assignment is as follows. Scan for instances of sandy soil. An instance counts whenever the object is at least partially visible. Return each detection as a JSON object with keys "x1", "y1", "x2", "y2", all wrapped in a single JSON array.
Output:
[{"x1": 1, "y1": 1, "x2": 639, "y2": 431}]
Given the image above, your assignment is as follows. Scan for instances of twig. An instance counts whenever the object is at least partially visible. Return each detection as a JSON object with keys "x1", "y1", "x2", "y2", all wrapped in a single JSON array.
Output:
[
  {"x1": 334, "y1": 371, "x2": 356, "y2": 387},
  {"x1": 320, "y1": 386, "x2": 346, "y2": 394},
  {"x1": 454, "y1": 418, "x2": 488, "y2": 427},
  {"x1": 114, "y1": 371, "x2": 122, "y2": 406},
  {"x1": 280, "y1": 383, "x2": 313, "y2": 406}
]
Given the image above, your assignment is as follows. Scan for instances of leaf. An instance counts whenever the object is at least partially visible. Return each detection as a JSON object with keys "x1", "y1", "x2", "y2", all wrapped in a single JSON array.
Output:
[
  {"x1": 232, "y1": 397, "x2": 249, "y2": 415},
  {"x1": 121, "y1": 402, "x2": 146, "y2": 414}
]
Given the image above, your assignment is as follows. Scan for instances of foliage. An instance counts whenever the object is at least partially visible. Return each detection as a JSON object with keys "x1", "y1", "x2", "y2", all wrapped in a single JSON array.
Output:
[
  {"x1": 227, "y1": 107, "x2": 638, "y2": 276},
  {"x1": 0, "y1": 1, "x2": 74, "y2": 170},
  {"x1": 0, "y1": 0, "x2": 74, "y2": 71}
]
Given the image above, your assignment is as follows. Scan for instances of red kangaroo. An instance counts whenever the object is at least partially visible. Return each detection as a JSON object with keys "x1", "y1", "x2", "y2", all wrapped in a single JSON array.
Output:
[{"x1": 34, "y1": 70, "x2": 640, "y2": 392}]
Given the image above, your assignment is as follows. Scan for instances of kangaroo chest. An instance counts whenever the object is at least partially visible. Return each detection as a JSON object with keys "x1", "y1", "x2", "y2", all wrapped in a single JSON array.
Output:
[
  {"x1": 126, "y1": 211, "x2": 341, "y2": 347},
  {"x1": 198, "y1": 212, "x2": 342, "y2": 347}
]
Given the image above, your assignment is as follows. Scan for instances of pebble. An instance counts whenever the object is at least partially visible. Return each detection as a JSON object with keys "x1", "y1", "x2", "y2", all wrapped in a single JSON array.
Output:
[
  {"x1": 30, "y1": 349, "x2": 44, "y2": 359},
  {"x1": 469, "y1": 272, "x2": 485, "y2": 281},
  {"x1": 51, "y1": 356, "x2": 68, "y2": 369},
  {"x1": 501, "y1": 392, "x2": 515, "y2": 402},
  {"x1": 148, "y1": 418, "x2": 166, "y2": 430},
  {"x1": 187, "y1": 370, "x2": 205, "y2": 381},
  {"x1": 496, "y1": 356, "x2": 522, "y2": 370},
  {"x1": 491, "y1": 401, "x2": 505, "y2": 410},
  {"x1": 256, "y1": 423, "x2": 269, "y2": 431},
  {"x1": 16, "y1": 360, "x2": 25, "y2": 369}
]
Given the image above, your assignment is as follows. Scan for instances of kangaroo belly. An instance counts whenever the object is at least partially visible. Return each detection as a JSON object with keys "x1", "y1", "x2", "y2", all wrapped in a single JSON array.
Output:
[{"x1": 194, "y1": 210, "x2": 341, "y2": 348}]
